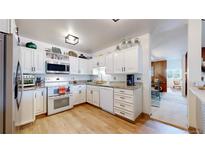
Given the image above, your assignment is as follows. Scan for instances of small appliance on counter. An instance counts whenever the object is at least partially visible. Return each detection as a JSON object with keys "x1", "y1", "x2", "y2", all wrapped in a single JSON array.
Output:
[
  {"x1": 127, "y1": 74, "x2": 135, "y2": 86},
  {"x1": 36, "y1": 77, "x2": 44, "y2": 87},
  {"x1": 21, "y1": 75, "x2": 36, "y2": 88}
]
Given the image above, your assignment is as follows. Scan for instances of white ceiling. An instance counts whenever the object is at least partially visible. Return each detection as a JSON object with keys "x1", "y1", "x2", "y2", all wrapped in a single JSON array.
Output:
[
  {"x1": 16, "y1": 19, "x2": 187, "y2": 53},
  {"x1": 151, "y1": 24, "x2": 188, "y2": 60}
]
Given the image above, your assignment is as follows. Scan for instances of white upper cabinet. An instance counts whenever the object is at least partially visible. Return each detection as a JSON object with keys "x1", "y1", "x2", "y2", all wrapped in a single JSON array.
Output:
[
  {"x1": 0, "y1": 19, "x2": 16, "y2": 34},
  {"x1": 124, "y1": 46, "x2": 140, "y2": 73},
  {"x1": 78, "y1": 58, "x2": 88, "y2": 74},
  {"x1": 113, "y1": 46, "x2": 141, "y2": 74},
  {"x1": 114, "y1": 51, "x2": 124, "y2": 74},
  {"x1": 21, "y1": 47, "x2": 33, "y2": 73},
  {"x1": 105, "y1": 53, "x2": 114, "y2": 74},
  {"x1": 20, "y1": 47, "x2": 45, "y2": 74},
  {"x1": 87, "y1": 59, "x2": 93, "y2": 74},
  {"x1": 70, "y1": 56, "x2": 79, "y2": 74},
  {"x1": 92, "y1": 55, "x2": 105, "y2": 68},
  {"x1": 33, "y1": 50, "x2": 45, "y2": 74},
  {"x1": 0, "y1": 20, "x2": 9, "y2": 33},
  {"x1": 70, "y1": 56, "x2": 91, "y2": 75}
]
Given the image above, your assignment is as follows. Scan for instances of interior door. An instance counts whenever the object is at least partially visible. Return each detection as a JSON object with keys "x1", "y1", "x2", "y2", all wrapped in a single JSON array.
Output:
[{"x1": 0, "y1": 33, "x2": 5, "y2": 133}]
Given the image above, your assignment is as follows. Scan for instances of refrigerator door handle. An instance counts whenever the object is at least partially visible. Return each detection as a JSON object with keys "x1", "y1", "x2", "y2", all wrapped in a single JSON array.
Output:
[{"x1": 15, "y1": 61, "x2": 23, "y2": 109}]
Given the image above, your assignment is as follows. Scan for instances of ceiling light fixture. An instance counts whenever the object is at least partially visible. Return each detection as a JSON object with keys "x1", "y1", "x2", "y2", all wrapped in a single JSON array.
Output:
[
  {"x1": 112, "y1": 19, "x2": 120, "y2": 22},
  {"x1": 65, "y1": 34, "x2": 79, "y2": 45}
]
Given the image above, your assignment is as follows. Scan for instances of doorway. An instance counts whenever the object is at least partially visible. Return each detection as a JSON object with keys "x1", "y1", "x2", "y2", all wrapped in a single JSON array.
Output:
[{"x1": 150, "y1": 58, "x2": 188, "y2": 129}]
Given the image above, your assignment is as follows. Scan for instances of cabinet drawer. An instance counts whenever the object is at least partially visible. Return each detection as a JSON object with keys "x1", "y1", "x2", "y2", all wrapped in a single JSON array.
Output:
[
  {"x1": 114, "y1": 88, "x2": 133, "y2": 96},
  {"x1": 114, "y1": 94, "x2": 133, "y2": 103},
  {"x1": 114, "y1": 100, "x2": 134, "y2": 112},
  {"x1": 114, "y1": 107, "x2": 134, "y2": 121}
]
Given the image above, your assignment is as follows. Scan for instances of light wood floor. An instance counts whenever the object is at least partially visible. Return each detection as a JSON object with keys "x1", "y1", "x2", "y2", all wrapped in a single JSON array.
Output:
[{"x1": 18, "y1": 104, "x2": 188, "y2": 134}]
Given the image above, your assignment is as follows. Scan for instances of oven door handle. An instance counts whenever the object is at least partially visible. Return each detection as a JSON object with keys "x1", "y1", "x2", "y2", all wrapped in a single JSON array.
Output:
[{"x1": 48, "y1": 95, "x2": 70, "y2": 100}]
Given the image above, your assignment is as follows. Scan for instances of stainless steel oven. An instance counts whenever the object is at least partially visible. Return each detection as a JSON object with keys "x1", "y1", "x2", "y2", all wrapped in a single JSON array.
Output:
[
  {"x1": 47, "y1": 85, "x2": 73, "y2": 115},
  {"x1": 46, "y1": 61, "x2": 70, "y2": 74}
]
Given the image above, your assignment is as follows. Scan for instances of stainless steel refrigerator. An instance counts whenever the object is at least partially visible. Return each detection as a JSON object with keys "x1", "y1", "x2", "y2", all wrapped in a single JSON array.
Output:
[{"x1": 0, "y1": 32, "x2": 22, "y2": 134}]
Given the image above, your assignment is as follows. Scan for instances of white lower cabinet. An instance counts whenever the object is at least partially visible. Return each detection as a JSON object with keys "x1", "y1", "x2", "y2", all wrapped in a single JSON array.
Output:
[
  {"x1": 70, "y1": 85, "x2": 86, "y2": 106},
  {"x1": 34, "y1": 88, "x2": 46, "y2": 115},
  {"x1": 86, "y1": 85, "x2": 100, "y2": 107},
  {"x1": 15, "y1": 90, "x2": 35, "y2": 126},
  {"x1": 114, "y1": 88, "x2": 142, "y2": 121}
]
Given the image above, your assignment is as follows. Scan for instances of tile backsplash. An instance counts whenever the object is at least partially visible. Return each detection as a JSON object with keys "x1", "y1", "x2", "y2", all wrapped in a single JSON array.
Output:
[{"x1": 91, "y1": 67, "x2": 142, "y2": 82}]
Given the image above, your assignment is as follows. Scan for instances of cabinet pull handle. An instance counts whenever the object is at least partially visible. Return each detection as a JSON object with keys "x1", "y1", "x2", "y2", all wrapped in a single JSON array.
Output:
[
  {"x1": 42, "y1": 91, "x2": 44, "y2": 96},
  {"x1": 120, "y1": 112, "x2": 125, "y2": 115},
  {"x1": 122, "y1": 67, "x2": 123, "y2": 72},
  {"x1": 120, "y1": 104, "x2": 125, "y2": 107},
  {"x1": 120, "y1": 91, "x2": 124, "y2": 93},
  {"x1": 124, "y1": 67, "x2": 125, "y2": 72},
  {"x1": 120, "y1": 97, "x2": 125, "y2": 99}
]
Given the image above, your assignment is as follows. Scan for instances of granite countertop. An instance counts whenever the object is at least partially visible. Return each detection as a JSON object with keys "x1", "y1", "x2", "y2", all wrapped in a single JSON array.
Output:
[
  {"x1": 86, "y1": 82, "x2": 142, "y2": 90},
  {"x1": 190, "y1": 87, "x2": 205, "y2": 104}
]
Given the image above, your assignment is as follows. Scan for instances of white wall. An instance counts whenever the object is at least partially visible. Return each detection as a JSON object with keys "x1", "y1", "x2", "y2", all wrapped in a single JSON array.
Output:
[
  {"x1": 20, "y1": 36, "x2": 92, "y2": 81},
  {"x1": 139, "y1": 34, "x2": 151, "y2": 114},
  {"x1": 187, "y1": 20, "x2": 202, "y2": 128}
]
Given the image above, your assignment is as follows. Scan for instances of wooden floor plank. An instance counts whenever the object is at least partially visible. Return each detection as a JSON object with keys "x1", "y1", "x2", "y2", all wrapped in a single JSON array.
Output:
[{"x1": 18, "y1": 104, "x2": 188, "y2": 134}]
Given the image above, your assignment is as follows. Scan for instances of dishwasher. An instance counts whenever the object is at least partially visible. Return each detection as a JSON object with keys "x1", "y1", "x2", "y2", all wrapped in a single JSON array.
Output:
[{"x1": 99, "y1": 87, "x2": 114, "y2": 114}]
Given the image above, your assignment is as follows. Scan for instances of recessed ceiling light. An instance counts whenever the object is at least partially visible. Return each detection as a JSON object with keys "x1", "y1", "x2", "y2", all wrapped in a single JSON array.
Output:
[
  {"x1": 65, "y1": 34, "x2": 79, "y2": 45},
  {"x1": 112, "y1": 19, "x2": 120, "y2": 22}
]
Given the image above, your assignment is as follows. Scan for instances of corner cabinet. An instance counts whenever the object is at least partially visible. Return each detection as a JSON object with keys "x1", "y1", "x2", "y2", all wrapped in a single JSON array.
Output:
[
  {"x1": 113, "y1": 46, "x2": 142, "y2": 74},
  {"x1": 69, "y1": 56, "x2": 91, "y2": 75},
  {"x1": 92, "y1": 55, "x2": 105, "y2": 68},
  {"x1": 20, "y1": 47, "x2": 45, "y2": 74},
  {"x1": 86, "y1": 85, "x2": 100, "y2": 107}
]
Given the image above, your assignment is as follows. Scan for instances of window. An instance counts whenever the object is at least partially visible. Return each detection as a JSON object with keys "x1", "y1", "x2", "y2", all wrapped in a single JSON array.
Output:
[{"x1": 167, "y1": 69, "x2": 181, "y2": 79}]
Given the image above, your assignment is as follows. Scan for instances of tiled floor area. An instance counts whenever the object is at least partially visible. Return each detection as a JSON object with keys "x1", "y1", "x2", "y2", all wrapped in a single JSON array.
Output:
[{"x1": 151, "y1": 88, "x2": 188, "y2": 129}]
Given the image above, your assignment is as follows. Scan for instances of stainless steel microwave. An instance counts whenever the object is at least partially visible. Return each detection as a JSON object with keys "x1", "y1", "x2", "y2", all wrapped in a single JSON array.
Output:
[{"x1": 46, "y1": 61, "x2": 70, "y2": 74}]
